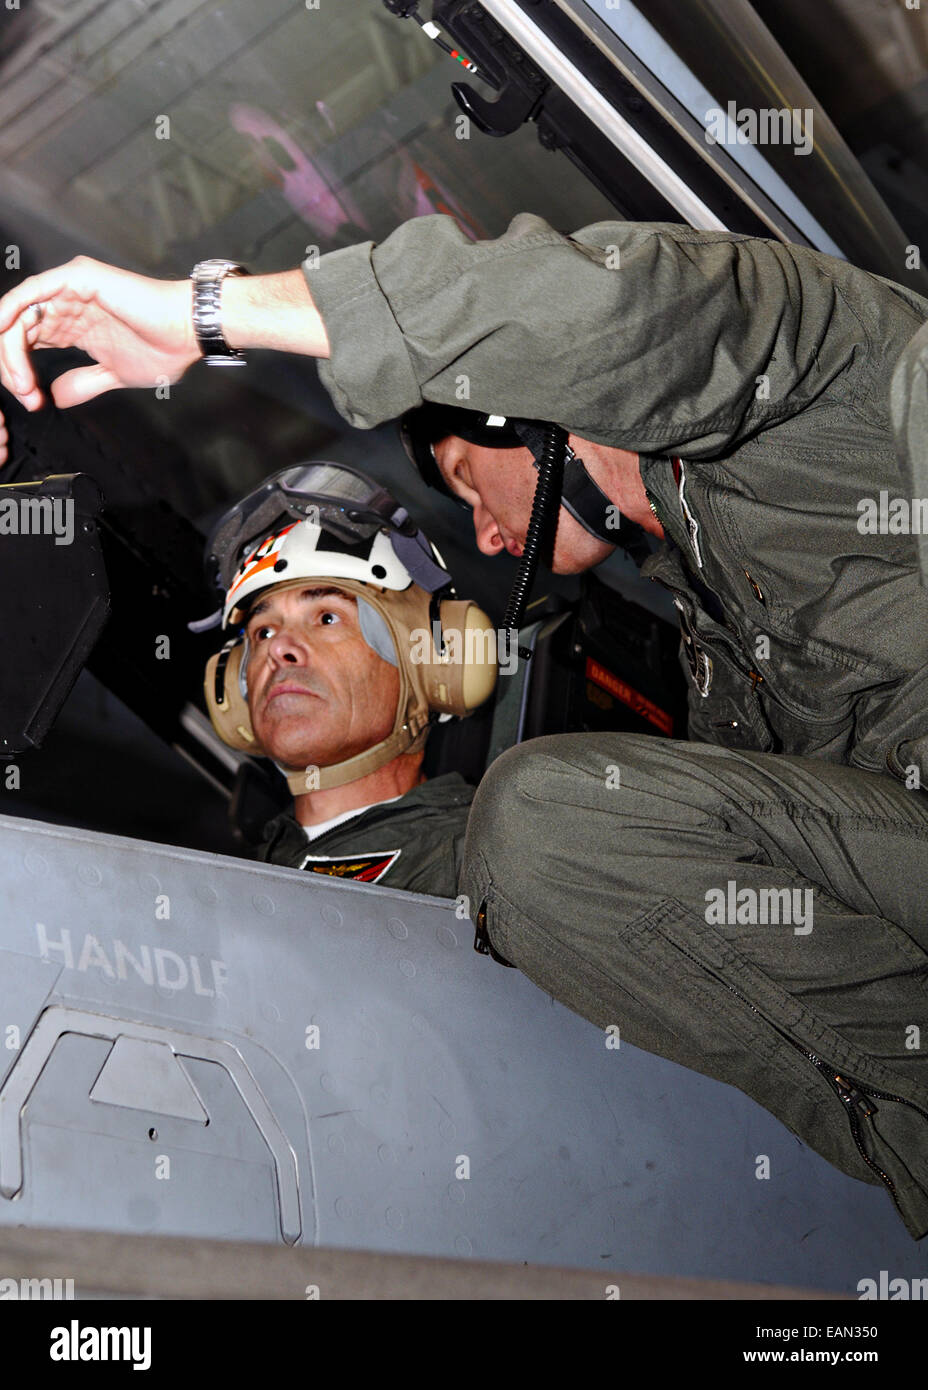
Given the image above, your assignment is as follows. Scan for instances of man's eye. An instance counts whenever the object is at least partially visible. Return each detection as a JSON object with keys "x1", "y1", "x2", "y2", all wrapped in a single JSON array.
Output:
[{"x1": 248, "y1": 608, "x2": 340, "y2": 639}]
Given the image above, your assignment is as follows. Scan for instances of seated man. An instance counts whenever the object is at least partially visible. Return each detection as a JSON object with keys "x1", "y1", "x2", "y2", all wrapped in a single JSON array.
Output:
[{"x1": 201, "y1": 461, "x2": 496, "y2": 897}]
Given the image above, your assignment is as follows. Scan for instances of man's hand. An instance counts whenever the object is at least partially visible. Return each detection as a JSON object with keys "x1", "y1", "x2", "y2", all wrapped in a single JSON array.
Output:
[
  {"x1": 0, "y1": 260, "x2": 329, "y2": 469},
  {"x1": 0, "y1": 257, "x2": 201, "y2": 446},
  {"x1": 0, "y1": 252, "x2": 329, "y2": 464}
]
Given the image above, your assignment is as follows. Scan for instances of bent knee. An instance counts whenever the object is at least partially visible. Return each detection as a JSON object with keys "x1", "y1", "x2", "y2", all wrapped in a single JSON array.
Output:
[
  {"x1": 472, "y1": 732, "x2": 664, "y2": 826},
  {"x1": 463, "y1": 733, "x2": 642, "y2": 881}
]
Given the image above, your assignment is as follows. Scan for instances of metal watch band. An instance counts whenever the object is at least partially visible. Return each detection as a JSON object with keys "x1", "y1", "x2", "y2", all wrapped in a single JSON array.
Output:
[{"x1": 190, "y1": 259, "x2": 250, "y2": 366}]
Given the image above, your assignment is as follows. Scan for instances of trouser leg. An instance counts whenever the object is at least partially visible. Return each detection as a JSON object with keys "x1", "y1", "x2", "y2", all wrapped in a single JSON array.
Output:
[{"x1": 461, "y1": 733, "x2": 928, "y2": 1237}]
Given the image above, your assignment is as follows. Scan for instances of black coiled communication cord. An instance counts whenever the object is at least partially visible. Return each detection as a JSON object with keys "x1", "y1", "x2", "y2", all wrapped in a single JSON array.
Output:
[{"x1": 501, "y1": 422, "x2": 566, "y2": 661}]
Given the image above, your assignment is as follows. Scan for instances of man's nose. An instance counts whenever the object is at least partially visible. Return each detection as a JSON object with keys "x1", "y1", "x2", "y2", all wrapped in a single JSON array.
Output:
[
  {"x1": 472, "y1": 503, "x2": 504, "y2": 557},
  {"x1": 266, "y1": 624, "x2": 310, "y2": 664}
]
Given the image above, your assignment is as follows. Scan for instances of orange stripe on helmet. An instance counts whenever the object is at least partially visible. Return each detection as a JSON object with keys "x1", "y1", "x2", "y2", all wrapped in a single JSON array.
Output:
[{"x1": 227, "y1": 523, "x2": 299, "y2": 602}]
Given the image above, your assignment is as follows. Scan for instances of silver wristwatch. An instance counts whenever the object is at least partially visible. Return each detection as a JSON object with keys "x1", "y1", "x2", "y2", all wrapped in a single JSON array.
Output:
[{"x1": 190, "y1": 259, "x2": 250, "y2": 365}]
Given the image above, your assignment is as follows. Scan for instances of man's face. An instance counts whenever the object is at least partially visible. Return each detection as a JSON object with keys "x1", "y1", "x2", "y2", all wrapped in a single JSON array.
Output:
[
  {"x1": 243, "y1": 585, "x2": 399, "y2": 771},
  {"x1": 431, "y1": 435, "x2": 615, "y2": 575}
]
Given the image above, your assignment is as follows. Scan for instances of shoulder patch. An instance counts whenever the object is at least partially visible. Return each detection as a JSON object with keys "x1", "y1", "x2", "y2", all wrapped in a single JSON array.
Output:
[{"x1": 299, "y1": 849, "x2": 401, "y2": 884}]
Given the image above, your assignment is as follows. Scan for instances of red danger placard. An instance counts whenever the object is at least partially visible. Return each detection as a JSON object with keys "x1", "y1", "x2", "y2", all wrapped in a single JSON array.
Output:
[{"x1": 586, "y1": 658, "x2": 674, "y2": 735}]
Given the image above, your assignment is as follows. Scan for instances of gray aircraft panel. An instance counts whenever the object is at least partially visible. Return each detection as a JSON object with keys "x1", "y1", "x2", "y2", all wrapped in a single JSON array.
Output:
[{"x1": 0, "y1": 811, "x2": 921, "y2": 1294}]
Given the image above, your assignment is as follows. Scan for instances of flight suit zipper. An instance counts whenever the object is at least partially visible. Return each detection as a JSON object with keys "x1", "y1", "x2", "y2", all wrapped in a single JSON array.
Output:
[
  {"x1": 669, "y1": 938, "x2": 928, "y2": 1217},
  {"x1": 645, "y1": 487, "x2": 666, "y2": 531},
  {"x1": 473, "y1": 902, "x2": 515, "y2": 967},
  {"x1": 645, "y1": 464, "x2": 703, "y2": 569},
  {"x1": 644, "y1": 476, "x2": 770, "y2": 723},
  {"x1": 673, "y1": 597, "x2": 713, "y2": 697},
  {"x1": 676, "y1": 461, "x2": 704, "y2": 570}
]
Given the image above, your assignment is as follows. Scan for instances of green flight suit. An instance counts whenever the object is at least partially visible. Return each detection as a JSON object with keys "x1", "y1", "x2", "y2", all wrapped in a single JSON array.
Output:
[
  {"x1": 256, "y1": 773, "x2": 473, "y2": 899},
  {"x1": 303, "y1": 214, "x2": 928, "y2": 1236}
]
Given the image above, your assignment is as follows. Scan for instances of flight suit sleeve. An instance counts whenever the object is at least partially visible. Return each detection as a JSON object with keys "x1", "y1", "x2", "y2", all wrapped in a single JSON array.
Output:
[{"x1": 303, "y1": 212, "x2": 874, "y2": 458}]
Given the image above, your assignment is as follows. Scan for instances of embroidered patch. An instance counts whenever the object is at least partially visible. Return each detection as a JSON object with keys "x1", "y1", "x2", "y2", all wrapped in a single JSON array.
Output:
[{"x1": 299, "y1": 849, "x2": 401, "y2": 883}]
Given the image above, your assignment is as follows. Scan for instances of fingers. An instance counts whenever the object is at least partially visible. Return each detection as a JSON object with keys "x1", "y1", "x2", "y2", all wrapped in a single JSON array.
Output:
[
  {"x1": 1, "y1": 259, "x2": 199, "y2": 410},
  {"x1": 0, "y1": 313, "x2": 39, "y2": 403},
  {"x1": 0, "y1": 408, "x2": 7, "y2": 467},
  {"x1": 0, "y1": 263, "x2": 82, "y2": 408},
  {"x1": 0, "y1": 266, "x2": 72, "y2": 335},
  {"x1": 49, "y1": 362, "x2": 124, "y2": 408}
]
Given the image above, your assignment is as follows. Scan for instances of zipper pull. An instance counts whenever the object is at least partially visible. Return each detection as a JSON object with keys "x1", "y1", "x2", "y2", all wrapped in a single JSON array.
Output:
[
  {"x1": 743, "y1": 569, "x2": 765, "y2": 604},
  {"x1": 473, "y1": 903, "x2": 515, "y2": 968},
  {"x1": 834, "y1": 1074, "x2": 878, "y2": 1118}
]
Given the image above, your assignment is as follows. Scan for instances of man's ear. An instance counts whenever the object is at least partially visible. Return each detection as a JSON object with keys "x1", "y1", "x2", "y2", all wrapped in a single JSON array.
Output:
[{"x1": 433, "y1": 436, "x2": 469, "y2": 491}]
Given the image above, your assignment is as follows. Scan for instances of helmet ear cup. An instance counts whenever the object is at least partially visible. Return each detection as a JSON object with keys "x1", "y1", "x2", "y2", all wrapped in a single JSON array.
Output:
[
  {"x1": 204, "y1": 639, "x2": 259, "y2": 752},
  {"x1": 421, "y1": 600, "x2": 498, "y2": 716}
]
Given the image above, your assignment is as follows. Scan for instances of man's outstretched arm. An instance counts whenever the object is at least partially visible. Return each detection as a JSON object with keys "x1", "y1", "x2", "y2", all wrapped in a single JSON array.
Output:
[
  {"x1": 2, "y1": 213, "x2": 920, "y2": 469},
  {"x1": 0, "y1": 260, "x2": 329, "y2": 458}
]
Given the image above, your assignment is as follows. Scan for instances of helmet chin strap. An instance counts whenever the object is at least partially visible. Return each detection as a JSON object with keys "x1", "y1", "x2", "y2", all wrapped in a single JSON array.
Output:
[
  {"x1": 511, "y1": 421, "x2": 642, "y2": 549},
  {"x1": 276, "y1": 717, "x2": 430, "y2": 796}
]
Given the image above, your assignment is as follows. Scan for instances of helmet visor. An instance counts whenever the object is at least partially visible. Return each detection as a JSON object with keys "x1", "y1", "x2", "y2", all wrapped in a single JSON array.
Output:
[{"x1": 206, "y1": 462, "x2": 410, "y2": 594}]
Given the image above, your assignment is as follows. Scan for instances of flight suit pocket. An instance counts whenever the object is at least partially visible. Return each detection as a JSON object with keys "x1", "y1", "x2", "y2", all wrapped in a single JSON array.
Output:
[{"x1": 674, "y1": 599, "x2": 777, "y2": 752}]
